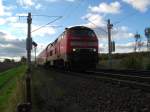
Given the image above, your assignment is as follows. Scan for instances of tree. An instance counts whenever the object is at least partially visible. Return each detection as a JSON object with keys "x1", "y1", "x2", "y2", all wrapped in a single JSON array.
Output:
[
  {"x1": 3, "y1": 58, "x2": 11, "y2": 63},
  {"x1": 20, "y1": 56, "x2": 27, "y2": 63}
]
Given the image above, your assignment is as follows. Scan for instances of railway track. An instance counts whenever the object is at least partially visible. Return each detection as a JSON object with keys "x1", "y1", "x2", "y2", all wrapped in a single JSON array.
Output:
[
  {"x1": 32, "y1": 67, "x2": 150, "y2": 112},
  {"x1": 94, "y1": 68, "x2": 150, "y2": 77},
  {"x1": 57, "y1": 69, "x2": 150, "y2": 92}
]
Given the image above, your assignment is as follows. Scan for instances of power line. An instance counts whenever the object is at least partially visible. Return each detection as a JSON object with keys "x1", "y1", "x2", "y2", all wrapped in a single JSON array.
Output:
[
  {"x1": 31, "y1": 16, "x2": 63, "y2": 33},
  {"x1": 32, "y1": 15, "x2": 62, "y2": 18},
  {"x1": 113, "y1": 11, "x2": 138, "y2": 25},
  {"x1": 46, "y1": 25, "x2": 63, "y2": 28},
  {"x1": 61, "y1": 0, "x2": 86, "y2": 25}
]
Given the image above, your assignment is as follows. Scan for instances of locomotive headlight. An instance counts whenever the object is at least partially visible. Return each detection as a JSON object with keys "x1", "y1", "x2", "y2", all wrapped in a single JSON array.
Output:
[
  {"x1": 93, "y1": 48, "x2": 96, "y2": 52},
  {"x1": 73, "y1": 48, "x2": 76, "y2": 52}
]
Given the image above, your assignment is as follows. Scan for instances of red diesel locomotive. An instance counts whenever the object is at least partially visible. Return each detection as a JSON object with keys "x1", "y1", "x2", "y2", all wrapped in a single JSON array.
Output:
[{"x1": 37, "y1": 26, "x2": 99, "y2": 70}]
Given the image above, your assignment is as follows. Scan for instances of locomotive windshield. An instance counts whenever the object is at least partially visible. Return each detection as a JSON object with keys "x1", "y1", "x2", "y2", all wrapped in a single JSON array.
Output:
[{"x1": 71, "y1": 29, "x2": 95, "y2": 37}]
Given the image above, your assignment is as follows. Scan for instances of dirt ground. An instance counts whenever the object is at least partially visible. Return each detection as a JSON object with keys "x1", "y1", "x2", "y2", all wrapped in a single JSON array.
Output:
[{"x1": 0, "y1": 62, "x2": 19, "y2": 73}]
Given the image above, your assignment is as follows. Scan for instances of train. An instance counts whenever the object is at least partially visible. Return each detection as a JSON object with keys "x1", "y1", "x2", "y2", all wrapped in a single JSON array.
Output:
[{"x1": 37, "y1": 26, "x2": 99, "y2": 70}]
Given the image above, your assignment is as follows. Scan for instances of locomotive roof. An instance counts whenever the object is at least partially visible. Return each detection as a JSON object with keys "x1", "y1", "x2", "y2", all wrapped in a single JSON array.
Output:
[
  {"x1": 46, "y1": 26, "x2": 94, "y2": 49},
  {"x1": 67, "y1": 26, "x2": 93, "y2": 31}
]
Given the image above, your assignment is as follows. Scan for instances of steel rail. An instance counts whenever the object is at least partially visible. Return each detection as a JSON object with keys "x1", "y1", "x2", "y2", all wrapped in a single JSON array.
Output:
[
  {"x1": 86, "y1": 70, "x2": 150, "y2": 84},
  {"x1": 94, "y1": 69, "x2": 150, "y2": 77},
  {"x1": 57, "y1": 69, "x2": 150, "y2": 92},
  {"x1": 47, "y1": 68, "x2": 150, "y2": 92}
]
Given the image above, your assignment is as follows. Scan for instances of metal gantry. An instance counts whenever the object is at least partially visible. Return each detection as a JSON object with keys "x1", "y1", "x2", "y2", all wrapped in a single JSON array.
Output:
[
  {"x1": 134, "y1": 33, "x2": 141, "y2": 52},
  {"x1": 145, "y1": 28, "x2": 150, "y2": 51}
]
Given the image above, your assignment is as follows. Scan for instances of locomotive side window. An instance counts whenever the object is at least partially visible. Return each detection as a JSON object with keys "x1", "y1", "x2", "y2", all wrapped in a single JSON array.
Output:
[
  {"x1": 55, "y1": 48, "x2": 57, "y2": 54},
  {"x1": 50, "y1": 51, "x2": 52, "y2": 56}
]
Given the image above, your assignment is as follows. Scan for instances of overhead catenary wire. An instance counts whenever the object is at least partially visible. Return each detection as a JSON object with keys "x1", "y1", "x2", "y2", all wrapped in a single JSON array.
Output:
[
  {"x1": 32, "y1": 15, "x2": 62, "y2": 18},
  {"x1": 113, "y1": 11, "x2": 138, "y2": 25},
  {"x1": 64, "y1": 0, "x2": 86, "y2": 18},
  {"x1": 60, "y1": 0, "x2": 86, "y2": 26},
  {"x1": 31, "y1": 16, "x2": 63, "y2": 33}
]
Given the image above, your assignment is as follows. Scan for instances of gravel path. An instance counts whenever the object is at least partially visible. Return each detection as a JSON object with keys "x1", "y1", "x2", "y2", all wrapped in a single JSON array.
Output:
[{"x1": 32, "y1": 67, "x2": 150, "y2": 112}]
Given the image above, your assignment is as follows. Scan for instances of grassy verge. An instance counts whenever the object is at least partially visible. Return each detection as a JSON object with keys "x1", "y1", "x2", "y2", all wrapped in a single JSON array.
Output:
[{"x1": 0, "y1": 65, "x2": 27, "y2": 112}]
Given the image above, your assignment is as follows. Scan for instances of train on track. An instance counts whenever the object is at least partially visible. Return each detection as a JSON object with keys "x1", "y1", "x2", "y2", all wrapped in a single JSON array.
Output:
[{"x1": 37, "y1": 26, "x2": 99, "y2": 70}]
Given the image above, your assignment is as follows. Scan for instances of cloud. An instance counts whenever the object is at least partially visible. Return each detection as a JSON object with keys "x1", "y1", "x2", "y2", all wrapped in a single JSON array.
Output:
[
  {"x1": 35, "y1": 43, "x2": 47, "y2": 55},
  {"x1": 46, "y1": 0, "x2": 75, "y2": 2},
  {"x1": 82, "y1": 14, "x2": 133, "y2": 40},
  {"x1": 95, "y1": 26, "x2": 135, "y2": 53},
  {"x1": 99, "y1": 41, "x2": 136, "y2": 53},
  {"x1": 32, "y1": 25, "x2": 56, "y2": 37},
  {"x1": 35, "y1": 4, "x2": 42, "y2": 10},
  {"x1": 0, "y1": 18, "x2": 6, "y2": 25},
  {"x1": 0, "y1": 21, "x2": 56, "y2": 59},
  {"x1": 114, "y1": 41, "x2": 147, "y2": 53},
  {"x1": 17, "y1": 0, "x2": 35, "y2": 7},
  {"x1": 114, "y1": 42, "x2": 135, "y2": 53},
  {"x1": 82, "y1": 1, "x2": 136, "y2": 53},
  {"x1": 17, "y1": 0, "x2": 76, "y2": 9},
  {"x1": 0, "y1": 16, "x2": 19, "y2": 25},
  {"x1": 0, "y1": 31, "x2": 26, "y2": 57},
  {"x1": 82, "y1": 13, "x2": 106, "y2": 28},
  {"x1": 0, "y1": 30, "x2": 17, "y2": 40},
  {"x1": 123, "y1": 0, "x2": 150, "y2": 12},
  {"x1": 8, "y1": 19, "x2": 56, "y2": 38},
  {"x1": 112, "y1": 26, "x2": 134, "y2": 39},
  {"x1": 0, "y1": 0, "x2": 4, "y2": 16},
  {"x1": 89, "y1": 1, "x2": 121, "y2": 14},
  {"x1": 90, "y1": 24, "x2": 134, "y2": 40},
  {"x1": 0, "y1": 0, "x2": 14, "y2": 16}
]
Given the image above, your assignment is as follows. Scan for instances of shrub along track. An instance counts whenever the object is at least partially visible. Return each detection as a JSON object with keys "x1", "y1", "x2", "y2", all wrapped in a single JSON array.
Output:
[{"x1": 32, "y1": 67, "x2": 150, "y2": 112}]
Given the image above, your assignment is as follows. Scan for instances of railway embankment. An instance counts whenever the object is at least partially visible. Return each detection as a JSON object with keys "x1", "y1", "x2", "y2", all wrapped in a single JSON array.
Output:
[
  {"x1": 32, "y1": 67, "x2": 150, "y2": 112},
  {"x1": 0, "y1": 65, "x2": 26, "y2": 112}
]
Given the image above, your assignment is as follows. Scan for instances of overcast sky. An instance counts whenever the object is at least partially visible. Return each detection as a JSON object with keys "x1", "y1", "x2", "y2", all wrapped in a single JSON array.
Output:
[{"x1": 0, "y1": 0, "x2": 150, "y2": 60}]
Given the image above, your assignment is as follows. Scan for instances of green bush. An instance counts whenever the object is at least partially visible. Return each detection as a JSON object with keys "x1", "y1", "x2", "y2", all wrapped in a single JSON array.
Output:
[{"x1": 120, "y1": 56, "x2": 143, "y2": 69}]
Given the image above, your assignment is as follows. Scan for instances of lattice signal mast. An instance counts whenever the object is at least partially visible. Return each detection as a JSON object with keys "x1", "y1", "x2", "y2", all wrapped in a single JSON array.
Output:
[
  {"x1": 134, "y1": 33, "x2": 141, "y2": 52},
  {"x1": 145, "y1": 28, "x2": 150, "y2": 51}
]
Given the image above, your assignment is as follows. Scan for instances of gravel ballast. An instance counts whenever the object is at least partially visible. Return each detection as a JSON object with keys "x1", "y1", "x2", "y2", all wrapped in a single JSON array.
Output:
[{"x1": 32, "y1": 67, "x2": 150, "y2": 112}]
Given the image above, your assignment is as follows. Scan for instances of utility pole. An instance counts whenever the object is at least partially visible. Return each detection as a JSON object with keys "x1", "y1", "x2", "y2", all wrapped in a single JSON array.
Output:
[
  {"x1": 17, "y1": 12, "x2": 32, "y2": 112},
  {"x1": 26, "y1": 12, "x2": 32, "y2": 104},
  {"x1": 26, "y1": 13, "x2": 32, "y2": 71},
  {"x1": 107, "y1": 19, "x2": 113, "y2": 68}
]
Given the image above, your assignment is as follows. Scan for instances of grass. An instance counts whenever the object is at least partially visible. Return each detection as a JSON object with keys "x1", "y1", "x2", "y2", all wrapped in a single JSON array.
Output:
[
  {"x1": 32, "y1": 67, "x2": 65, "y2": 112},
  {"x1": 0, "y1": 65, "x2": 27, "y2": 112}
]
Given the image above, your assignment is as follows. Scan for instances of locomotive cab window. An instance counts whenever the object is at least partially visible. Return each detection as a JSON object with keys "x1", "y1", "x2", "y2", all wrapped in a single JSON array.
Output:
[{"x1": 71, "y1": 29, "x2": 95, "y2": 37}]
